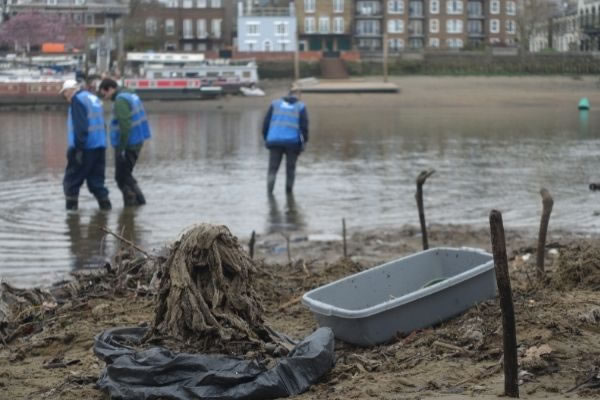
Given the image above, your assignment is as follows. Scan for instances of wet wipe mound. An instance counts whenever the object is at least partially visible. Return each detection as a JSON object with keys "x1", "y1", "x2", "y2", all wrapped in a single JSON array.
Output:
[
  {"x1": 94, "y1": 326, "x2": 335, "y2": 400},
  {"x1": 145, "y1": 224, "x2": 271, "y2": 352},
  {"x1": 553, "y1": 243, "x2": 600, "y2": 290}
]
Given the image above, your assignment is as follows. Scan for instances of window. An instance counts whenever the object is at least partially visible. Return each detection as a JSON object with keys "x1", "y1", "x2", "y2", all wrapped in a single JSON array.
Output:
[
  {"x1": 430, "y1": 0, "x2": 439, "y2": 14},
  {"x1": 196, "y1": 0, "x2": 207, "y2": 7},
  {"x1": 506, "y1": 19, "x2": 516, "y2": 34},
  {"x1": 165, "y1": 43, "x2": 177, "y2": 51},
  {"x1": 263, "y1": 40, "x2": 272, "y2": 51},
  {"x1": 197, "y1": 43, "x2": 206, "y2": 51},
  {"x1": 275, "y1": 22, "x2": 288, "y2": 36},
  {"x1": 319, "y1": 17, "x2": 330, "y2": 33},
  {"x1": 85, "y1": 13, "x2": 94, "y2": 25},
  {"x1": 47, "y1": 0, "x2": 57, "y2": 5},
  {"x1": 490, "y1": 18, "x2": 499, "y2": 33},
  {"x1": 145, "y1": 18, "x2": 157, "y2": 36},
  {"x1": 304, "y1": 17, "x2": 315, "y2": 33},
  {"x1": 183, "y1": 0, "x2": 192, "y2": 8},
  {"x1": 409, "y1": 38, "x2": 423, "y2": 49},
  {"x1": 447, "y1": 38, "x2": 463, "y2": 48},
  {"x1": 245, "y1": 40, "x2": 256, "y2": 51},
  {"x1": 278, "y1": 40, "x2": 289, "y2": 51},
  {"x1": 408, "y1": 20, "x2": 423, "y2": 34},
  {"x1": 467, "y1": 1, "x2": 482, "y2": 16},
  {"x1": 429, "y1": 18, "x2": 439, "y2": 33},
  {"x1": 73, "y1": 13, "x2": 82, "y2": 23},
  {"x1": 211, "y1": 0, "x2": 221, "y2": 7},
  {"x1": 305, "y1": 0, "x2": 315, "y2": 13},
  {"x1": 358, "y1": 1, "x2": 382, "y2": 16},
  {"x1": 388, "y1": 0, "x2": 404, "y2": 14},
  {"x1": 387, "y1": 19, "x2": 404, "y2": 33},
  {"x1": 333, "y1": 0, "x2": 344, "y2": 13},
  {"x1": 183, "y1": 43, "x2": 193, "y2": 51},
  {"x1": 165, "y1": 0, "x2": 177, "y2": 7},
  {"x1": 490, "y1": 0, "x2": 500, "y2": 14},
  {"x1": 506, "y1": 1, "x2": 516, "y2": 16},
  {"x1": 356, "y1": 20, "x2": 381, "y2": 35},
  {"x1": 165, "y1": 18, "x2": 175, "y2": 35},
  {"x1": 409, "y1": 1, "x2": 423, "y2": 17},
  {"x1": 247, "y1": 22, "x2": 259, "y2": 36},
  {"x1": 388, "y1": 38, "x2": 404, "y2": 50},
  {"x1": 446, "y1": 19, "x2": 463, "y2": 34},
  {"x1": 74, "y1": 0, "x2": 85, "y2": 5},
  {"x1": 212, "y1": 19, "x2": 222, "y2": 38},
  {"x1": 467, "y1": 20, "x2": 483, "y2": 34},
  {"x1": 429, "y1": 37, "x2": 440, "y2": 47},
  {"x1": 183, "y1": 19, "x2": 193, "y2": 38},
  {"x1": 446, "y1": 0, "x2": 463, "y2": 14},
  {"x1": 197, "y1": 19, "x2": 207, "y2": 38},
  {"x1": 333, "y1": 17, "x2": 345, "y2": 33}
]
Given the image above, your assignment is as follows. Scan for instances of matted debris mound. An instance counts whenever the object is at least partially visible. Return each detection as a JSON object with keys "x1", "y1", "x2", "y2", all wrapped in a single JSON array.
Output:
[
  {"x1": 553, "y1": 242, "x2": 600, "y2": 290},
  {"x1": 145, "y1": 224, "x2": 275, "y2": 353}
]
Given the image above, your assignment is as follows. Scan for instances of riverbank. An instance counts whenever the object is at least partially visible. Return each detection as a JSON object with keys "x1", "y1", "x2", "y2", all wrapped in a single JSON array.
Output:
[
  {"x1": 143, "y1": 75, "x2": 600, "y2": 112},
  {"x1": 2, "y1": 223, "x2": 600, "y2": 399}
]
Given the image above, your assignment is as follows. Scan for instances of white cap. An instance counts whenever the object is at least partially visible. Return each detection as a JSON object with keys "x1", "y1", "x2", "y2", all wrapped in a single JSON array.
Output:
[{"x1": 59, "y1": 79, "x2": 79, "y2": 94}]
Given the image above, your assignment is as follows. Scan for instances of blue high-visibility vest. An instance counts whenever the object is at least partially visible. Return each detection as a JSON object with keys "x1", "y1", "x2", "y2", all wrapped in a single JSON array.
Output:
[
  {"x1": 266, "y1": 99, "x2": 304, "y2": 147},
  {"x1": 110, "y1": 92, "x2": 151, "y2": 148},
  {"x1": 67, "y1": 90, "x2": 106, "y2": 149}
]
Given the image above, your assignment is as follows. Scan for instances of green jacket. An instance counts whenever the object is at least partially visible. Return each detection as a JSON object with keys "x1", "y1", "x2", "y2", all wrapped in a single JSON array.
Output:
[{"x1": 112, "y1": 88, "x2": 143, "y2": 153}]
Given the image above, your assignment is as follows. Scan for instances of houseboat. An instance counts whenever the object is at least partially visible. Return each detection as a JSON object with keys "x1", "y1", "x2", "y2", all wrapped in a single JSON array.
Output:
[
  {"x1": 122, "y1": 52, "x2": 259, "y2": 100},
  {"x1": 0, "y1": 54, "x2": 82, "y2": 106}
]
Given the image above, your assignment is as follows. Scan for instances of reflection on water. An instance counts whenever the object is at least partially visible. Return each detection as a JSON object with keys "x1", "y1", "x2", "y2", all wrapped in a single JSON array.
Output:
[
  {"x1": 266, "y1": 193, "x2": 305, "y2": 233},
  {"x1": 1, "y1": 101, "x2": 600, "y2": 287}
]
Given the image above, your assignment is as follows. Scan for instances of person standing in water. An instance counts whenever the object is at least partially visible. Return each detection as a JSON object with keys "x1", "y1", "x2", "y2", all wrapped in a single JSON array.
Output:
[{"x1": 262, "y1": 87, "x2": 309, "y2": 194}]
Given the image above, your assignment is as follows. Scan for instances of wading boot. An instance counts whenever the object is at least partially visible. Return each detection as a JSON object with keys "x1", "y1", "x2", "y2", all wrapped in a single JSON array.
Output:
[
  {"x1": 98, "y1": 198, "x2": 112, "y2": 211},
  {"x1": 132, "y1": 183, "x2": 146, "y2": 205},
  {"x1": 66, "y1": 199, "x2": 78, "y2": 211}
]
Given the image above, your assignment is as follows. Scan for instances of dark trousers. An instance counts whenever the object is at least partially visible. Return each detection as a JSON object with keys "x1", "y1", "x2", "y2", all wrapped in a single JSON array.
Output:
[
  {"x1": 267, "y1": 147, "x2": 300, "y2": 193},
  {"x1": 115, "y1": 148, "x2": 146, "y2": 206},
  {"x1": 63, "y1": 147, "x2": 109, "y2": 201}
]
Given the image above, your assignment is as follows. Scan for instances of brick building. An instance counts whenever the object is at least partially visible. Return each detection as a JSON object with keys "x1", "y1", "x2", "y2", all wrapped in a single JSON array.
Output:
[
  {"x1": 354, "y1": 0, "x2": 518, "y2": 53},
  {"x1": 129, "y1": 0, "x2": 234, "y2": 52},
  {"x1": 295, "y1": 0, "x2": 354, "y2": 51}
]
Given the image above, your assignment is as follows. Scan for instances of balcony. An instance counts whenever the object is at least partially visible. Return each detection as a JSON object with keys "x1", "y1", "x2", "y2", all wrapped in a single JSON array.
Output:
[
  {"x1": 408, "y1": 13, "x2": 425, "y2": 19},
  {"x1": 408, "y1": 31, "x2": 424, "y2": 38},
  {"x1": 467, "y1": 13, "x2": 485, "y2": 19},
  {"x1": 355, "y1": 31, "x2": 382, "y2": 38},
  {"x1": 467, "y1": 31, "x2": 485, "y2": 37}
]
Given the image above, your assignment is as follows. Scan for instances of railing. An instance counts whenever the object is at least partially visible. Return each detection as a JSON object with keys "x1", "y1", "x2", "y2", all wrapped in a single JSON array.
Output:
[{"x1": 242, "y1": 7, "x2": 292, "y2": 17}]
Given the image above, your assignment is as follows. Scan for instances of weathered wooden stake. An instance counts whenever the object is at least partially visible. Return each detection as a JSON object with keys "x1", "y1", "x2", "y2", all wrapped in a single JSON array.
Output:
[
  {"x1": 248, "y1": 230, "x2": 256, "y2": 259},
  {"x1": 536, "y1": 188, "x2": 553, "y2": 279},
  {"x1": 489, "y1": 210, "x2": 519, "y2": 398},
  {"x1": 342, "y1": 218, "x2": 347, "y2": 258},
  {"x1": 416, "y1": 169, "x2": 435, "y2": 250},
  {"x1": 279, "y1": 232, "x2": 292, "y2": 265}
]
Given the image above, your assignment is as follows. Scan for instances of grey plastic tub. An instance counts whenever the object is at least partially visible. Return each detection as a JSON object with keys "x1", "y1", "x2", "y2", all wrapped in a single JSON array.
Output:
[{"x1": 302, "y1": 247, "x2": 496, "y2": 346}]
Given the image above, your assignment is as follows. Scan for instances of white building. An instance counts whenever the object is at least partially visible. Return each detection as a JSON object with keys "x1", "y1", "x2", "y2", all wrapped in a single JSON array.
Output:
[{"x1": 237, "y1": 0, "x2": 297, "y2": 52}]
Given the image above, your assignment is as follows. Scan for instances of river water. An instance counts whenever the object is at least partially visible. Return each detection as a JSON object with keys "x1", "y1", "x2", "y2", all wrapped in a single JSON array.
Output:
[{"x1": 1, "y1": 94, "x2": 599, "y2": 287}]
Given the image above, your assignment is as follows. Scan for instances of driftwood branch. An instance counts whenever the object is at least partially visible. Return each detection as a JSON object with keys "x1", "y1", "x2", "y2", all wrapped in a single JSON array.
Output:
[
  {"x1": 536, "y1": 188, "x2": 554, "y2": 279},
  {"x1": 279, "y1": 232, "x2": 292, "y2": 264},
  {"x1": 99, "y1": 226, "x2": 150, "y2": 257},
  {"x1": 342, "y1": 218, "x2": 347, "y2": 258},
  {"x1": 416, "y1": 169, "x2": 435, "y2": 250},
  {"x1": 248, "y1": 230, "x2": 256, "y2": 259},
  {"x1": 489, "y1": 210, "x2": 519, "y2": 398}
]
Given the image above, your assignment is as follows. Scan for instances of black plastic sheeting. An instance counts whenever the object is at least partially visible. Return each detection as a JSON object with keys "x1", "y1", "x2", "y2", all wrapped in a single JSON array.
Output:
[{"x1": 94, "y1": 326, "x2": 335, "y2": 400}]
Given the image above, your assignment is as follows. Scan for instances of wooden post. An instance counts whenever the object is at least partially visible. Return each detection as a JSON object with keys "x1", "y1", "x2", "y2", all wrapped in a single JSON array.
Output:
[
  {"x1": 489, "y1": 210, "x2": 519, "y2": 398},
  {"x1": 416, "y1": 169, "x2": 435, "y2": 250},
  {"x1": 342, "y1": 218, "x2": 347, "y2": 258},
  {"x1": 248, "y1": 230, "x2": 256, "y2": 259},
  {"x1": 294, "y1": 20, "x2": 300, "y2": 82},
  {"x1": 536, "y1": 188, "x2": 553, "y2": 279},
  {"x1": 383, "y1": 32, "x2": 389, "y2": 83}
]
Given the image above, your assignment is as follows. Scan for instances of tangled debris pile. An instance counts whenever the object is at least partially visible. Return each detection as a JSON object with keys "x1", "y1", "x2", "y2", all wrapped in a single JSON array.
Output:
[{"x1": 144, "y1": 224, "x2": 278, "y2": 354}]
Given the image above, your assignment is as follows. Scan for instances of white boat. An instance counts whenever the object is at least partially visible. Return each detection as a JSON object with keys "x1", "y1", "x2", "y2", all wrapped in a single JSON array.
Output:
[
  {"x1": 123, "y1": 52, "x2": 259, "y2": 100},
  {"x1": 240, "y1": 85, "x2": 265, "y2": 97}
]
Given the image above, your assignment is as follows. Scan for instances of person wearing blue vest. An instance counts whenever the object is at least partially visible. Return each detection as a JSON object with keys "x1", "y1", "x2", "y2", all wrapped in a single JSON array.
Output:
[
  {"x1": 59, "y1": 79, "x2": 111, "y2": 211},
  {"x1": 98, "y1": 78, "x2": 151, "y2": 207},
  {"x1": 262, "y1": 88, "x2": 309, "y2": 194}
]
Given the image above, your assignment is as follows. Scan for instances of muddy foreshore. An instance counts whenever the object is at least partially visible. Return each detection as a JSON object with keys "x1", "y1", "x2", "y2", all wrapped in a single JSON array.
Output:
[{"x1": 2, "y1": 223, "x2": 600, "y2": 399}]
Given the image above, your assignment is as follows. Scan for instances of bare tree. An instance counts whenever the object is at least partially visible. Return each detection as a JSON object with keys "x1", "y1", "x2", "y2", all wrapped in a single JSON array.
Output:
[{"x1": 517, "y1": 0, "x2": 561, "y2": 52}]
